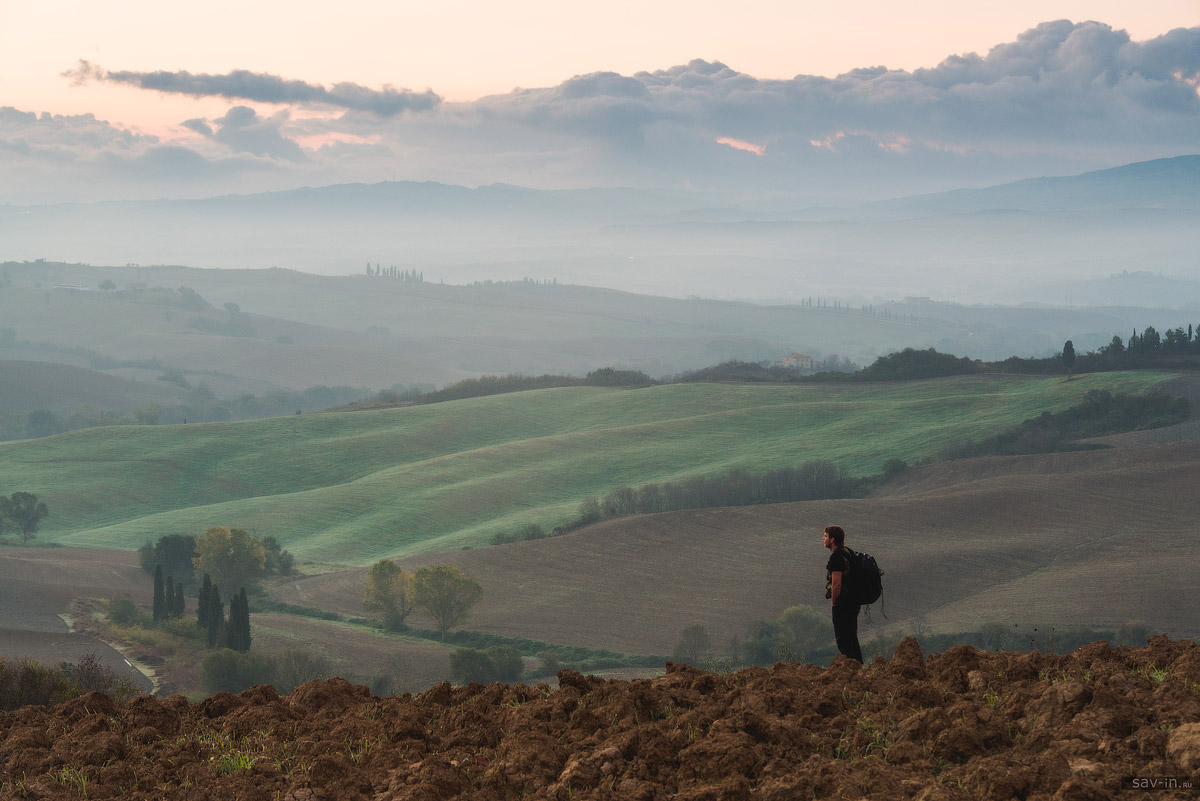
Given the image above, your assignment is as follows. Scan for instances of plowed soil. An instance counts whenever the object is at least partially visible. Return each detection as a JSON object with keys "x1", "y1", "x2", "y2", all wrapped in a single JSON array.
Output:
[{"x1": 4, "y1": 636, "x2": 1200, "y2": 800}]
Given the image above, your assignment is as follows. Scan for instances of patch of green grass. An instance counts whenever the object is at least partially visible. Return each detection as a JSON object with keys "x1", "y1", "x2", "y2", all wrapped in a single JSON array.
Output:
[{"x1": 0, "y1": 371, "x2": 1176, "y2": 564}]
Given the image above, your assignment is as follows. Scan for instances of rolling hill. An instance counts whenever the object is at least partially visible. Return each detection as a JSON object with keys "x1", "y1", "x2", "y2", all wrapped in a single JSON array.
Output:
[
  {"x1": 0, "y1": 371, "x2": 1175, "y2": 566},
  {"x1": 273, "y1": 414, "x2": 1200, "y2": 658}
]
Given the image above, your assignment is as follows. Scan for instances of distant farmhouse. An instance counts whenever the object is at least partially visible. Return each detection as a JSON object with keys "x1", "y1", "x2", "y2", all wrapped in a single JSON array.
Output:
[
  {"x1": 782, "y1": 352, "x2": 813, "y2": 369},
  {"x1": 52, "y1": 284, "x2": 89, "y2": 292}
]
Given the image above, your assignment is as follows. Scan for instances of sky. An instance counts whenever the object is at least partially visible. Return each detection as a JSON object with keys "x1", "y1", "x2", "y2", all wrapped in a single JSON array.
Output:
[{"x1": 2, "y1": 1, "x2": 1198, "y2": 204}]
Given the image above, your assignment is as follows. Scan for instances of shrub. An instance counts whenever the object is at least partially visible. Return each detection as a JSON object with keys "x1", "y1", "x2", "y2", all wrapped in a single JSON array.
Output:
[
  {"x1": 449, "y1": 648, "x2": 497, "y2": 684},
  {"x1": 58, "y1": 654, "x2": 140, "y2": 703},
  {"x1": 200, "y1": 649, "x2": 274, "y2": 694},
  {"x1": 0, "y1": 657, "x2": 76, "y2": 711},
  {"x1": 486, "y1": 646, "x2": 525, "y2": 682},
  {"x1": 159, "y1": 616, "x2": 203, "y2": 640},
  {"x1": 107, "y1": 596, "x2": 149, "y2": 627},
  {"x1": 0, "y1": 654, "x2": 138, "y2": 711},
  {"x1": 536, "y1": 651, "x2": 561, "y2": 676},
  {"x1": 273, "y1": 649, "x2": 333, "y2": 694}
]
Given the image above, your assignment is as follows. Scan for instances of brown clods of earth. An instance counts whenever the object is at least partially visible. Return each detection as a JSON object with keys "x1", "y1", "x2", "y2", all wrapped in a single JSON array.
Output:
[{"x1": 3, "y1": 636, "x2": 1199, "y2": 799}]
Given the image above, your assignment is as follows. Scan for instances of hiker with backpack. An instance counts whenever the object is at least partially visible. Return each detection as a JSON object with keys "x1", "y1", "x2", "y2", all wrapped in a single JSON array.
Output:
[{"x1": 823, "y1": 524, "x2": 864, "y2": 663}]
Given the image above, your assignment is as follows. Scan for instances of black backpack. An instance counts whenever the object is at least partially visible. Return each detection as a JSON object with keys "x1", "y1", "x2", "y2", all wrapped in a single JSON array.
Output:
[{"x1": 846, "y1": 548, "x2": 884, "y2": 606}]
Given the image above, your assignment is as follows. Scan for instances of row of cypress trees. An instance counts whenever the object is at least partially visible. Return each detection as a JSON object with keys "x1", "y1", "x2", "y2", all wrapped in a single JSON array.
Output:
[
  {"x1": 195, "y1": 574, "x2": 251, "y2": 652},
  {"x1": 151, "y1": 564, "x2": 186, "y2": 622}
]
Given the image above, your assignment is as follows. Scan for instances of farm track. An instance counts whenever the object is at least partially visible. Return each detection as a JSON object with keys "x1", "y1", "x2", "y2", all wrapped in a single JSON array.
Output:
[{"x1": 0, "y1": 549, "x2": 152, "y2": 693}]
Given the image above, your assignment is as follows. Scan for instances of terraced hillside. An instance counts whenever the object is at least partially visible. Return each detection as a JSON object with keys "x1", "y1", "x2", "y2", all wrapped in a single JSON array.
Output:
[{"x1": 0, "y1": 372, "x2": 1172, "y2": 565}]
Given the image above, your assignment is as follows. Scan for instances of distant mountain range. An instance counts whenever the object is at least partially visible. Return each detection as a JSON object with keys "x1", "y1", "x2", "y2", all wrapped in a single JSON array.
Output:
[
  {"x1": 2, "y1": 155, "x2": 1197, "y2": 304},
  {"x1": 866, "y1": 155, "x2": 1200, "y2": 217}
]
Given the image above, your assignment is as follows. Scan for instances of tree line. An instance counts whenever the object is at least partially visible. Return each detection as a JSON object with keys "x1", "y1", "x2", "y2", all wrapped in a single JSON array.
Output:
[
  {"x1": 10, "y1": 383, "x2": 370, "y2": 441},
  {"x1": 939, "y1": 389, "x2": 1189, "y2": 460},
  {"x1": 365, "y1": 263, "x2": 424, "y2": 282}
]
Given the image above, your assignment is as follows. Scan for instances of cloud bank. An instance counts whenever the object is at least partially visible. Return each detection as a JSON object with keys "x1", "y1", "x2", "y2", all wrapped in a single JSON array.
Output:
[
  {"x1": 4, "y1": 21, "x2": 1198, "y2": 203},
  {"x1": 64, "y1": 61, "x2": 441, "y2": 117}
]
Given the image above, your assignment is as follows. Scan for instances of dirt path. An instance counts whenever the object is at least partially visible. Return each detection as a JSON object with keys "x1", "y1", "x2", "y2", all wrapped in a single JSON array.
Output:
[{"x1": 0, "y1": 548, "x2": 152, "y2": 693}]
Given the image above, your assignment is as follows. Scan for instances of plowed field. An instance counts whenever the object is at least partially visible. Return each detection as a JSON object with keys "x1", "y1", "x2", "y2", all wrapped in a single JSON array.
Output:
[{"x1": 4, "y1": 637, "x2": 1200, "y2": 799}]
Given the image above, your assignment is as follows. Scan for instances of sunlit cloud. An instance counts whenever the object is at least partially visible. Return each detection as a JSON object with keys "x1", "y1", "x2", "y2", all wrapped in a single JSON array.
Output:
[{"x1": 716, "y1": 137, "x2": 765, "y2": 156}]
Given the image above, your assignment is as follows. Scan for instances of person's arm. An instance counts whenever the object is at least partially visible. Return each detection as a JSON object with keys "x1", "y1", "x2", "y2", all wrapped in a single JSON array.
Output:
[{"x1": 830, "y1": 569, "x2": 842, "y2": 607}]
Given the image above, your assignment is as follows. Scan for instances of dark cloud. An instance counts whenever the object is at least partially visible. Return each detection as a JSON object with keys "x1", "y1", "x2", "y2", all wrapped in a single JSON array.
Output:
[
  {"x1": 186, "y1": 106, "x2": 308, "y2": 162},
  {"x1": 62, "y1": 61, "x2": 441, "y2": 117}
]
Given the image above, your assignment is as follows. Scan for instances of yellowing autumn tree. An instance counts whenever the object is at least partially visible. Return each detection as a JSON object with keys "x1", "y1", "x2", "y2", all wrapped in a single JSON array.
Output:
[
  {"x1": 362, "y1": 559, "x2": 415, "y2": 631},
  {"x1": 192, "y1": 526, "x2": 266, "y2": 591},
  {"x1": 413, "y1": 565, "x2": 482, "y2": 639}
]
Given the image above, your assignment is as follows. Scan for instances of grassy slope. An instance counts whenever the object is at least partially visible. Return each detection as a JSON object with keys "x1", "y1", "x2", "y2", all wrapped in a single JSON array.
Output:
[
  {"x1": 0, "y1": 371, "x2": 1173, "y2": 565},
  {"x1": 275, "y1": 434, "x2": 1200, "y2": 655}
]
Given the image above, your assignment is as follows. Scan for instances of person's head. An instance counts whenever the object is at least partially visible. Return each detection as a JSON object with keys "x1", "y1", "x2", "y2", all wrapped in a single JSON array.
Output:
[{"x1": 823, "y1": 525, "x2": 845, "y2": 549}]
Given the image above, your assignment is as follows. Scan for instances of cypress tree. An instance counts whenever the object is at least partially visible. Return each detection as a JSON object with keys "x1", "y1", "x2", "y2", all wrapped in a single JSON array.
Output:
[
  {"x1": 207, "y1": 585, "x2": 223, "y2": 648},
  {"x1": 197, "y1": 574, "x2": 212, "y2": 630},
  {"x1": 164, "y1": 575, "x2": 175, "y2": 619},
  {"x1": 239, "y1": 587, "x2": 252, "y2": 651},
  {"x1": 225, "y1": 592, "x2": 239, "y2": 650},
  {"x1": 152, "y1": 564, "x2": 165, "y2": 624}
]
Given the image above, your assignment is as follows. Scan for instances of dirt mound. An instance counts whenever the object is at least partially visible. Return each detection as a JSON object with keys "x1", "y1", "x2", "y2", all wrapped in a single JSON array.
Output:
[{"x1": 3, "y1": 637, "x2": 1199, "y2": 799}]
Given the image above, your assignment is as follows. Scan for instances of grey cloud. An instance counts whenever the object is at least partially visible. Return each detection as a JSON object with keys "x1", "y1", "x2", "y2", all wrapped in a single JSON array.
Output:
[
  {"x1": 62, "y1": 61, "x2": 441, "y2": 117},
  {"x1": 187, "y1": 106, "x2": 308, "y2": 162},
  {"x1": 463, "y1": 21, "x2": 1200, "y2": 154},
  {"x1": 181, "y1": 118, "x2": 213, "y2": 137},
  {"x1": 0, "y1": 106, "x2": 294, "y2": 203}
]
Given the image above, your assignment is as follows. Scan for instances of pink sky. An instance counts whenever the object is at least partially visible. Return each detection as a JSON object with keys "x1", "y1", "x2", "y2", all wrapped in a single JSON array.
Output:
[{"x1": 3, "y1": 0, "x2": 1196, "y2": 136}]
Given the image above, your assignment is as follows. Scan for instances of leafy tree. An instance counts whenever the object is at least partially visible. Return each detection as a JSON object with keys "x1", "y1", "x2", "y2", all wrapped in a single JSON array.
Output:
[
  {"x1": 98, "y1": 279, "x2": 117, "y2": 291},
  {"x1": 193, "y1": 526, "x2": 265, "y2": 590},
  {"x1": 412, "y1": 565, "x2": 483, "y2": 638},
  {"x1": 4, "y1": 492, "x2": 48, "y2": 545},
  {"x1": 1164, "y1": 327, "x2": 1190, "y2": 352},
  {"x1": 25, "y1": 409, "x2": 65, "y2": 438},
  {"x1": 145, "y1": 534, "x2": 198, "y2": 584},
  {"x1": 1101, "y1": 335, "x2": 1125, "y2": 355},
  {"x1": 672, "y1": 624, "x2": 712, "y2": 666},
  {"x1": 262, "y1": 535, "x2": 295, "y2": 576},
  {"x1": 363, "y1": 560, "x2": 415, "y2": 631},
  {"x1": 176, "y1": 286, "x2": 208, "y2": 310},
  {"x1": 1062, "y1": 340, "x2": 1075, "y2": 379}
]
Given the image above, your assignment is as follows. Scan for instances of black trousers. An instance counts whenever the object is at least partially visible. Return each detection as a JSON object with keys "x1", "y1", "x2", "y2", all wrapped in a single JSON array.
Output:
[{"x1": 832, "y1": 603, "x2": 863, "y2": 663}]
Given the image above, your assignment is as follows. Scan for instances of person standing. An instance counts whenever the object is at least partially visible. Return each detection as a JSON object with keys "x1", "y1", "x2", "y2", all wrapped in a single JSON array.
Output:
[{"x1": 824, "y1": 524, "x2": 863, "y2": 663}]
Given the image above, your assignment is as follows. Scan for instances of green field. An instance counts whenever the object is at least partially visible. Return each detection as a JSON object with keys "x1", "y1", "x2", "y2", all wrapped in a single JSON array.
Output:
[{"x1": 0, "y1": 371, "x2": 1175, "y2": 565}]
